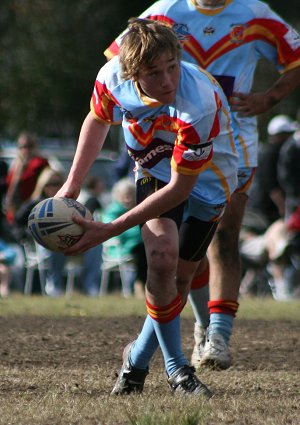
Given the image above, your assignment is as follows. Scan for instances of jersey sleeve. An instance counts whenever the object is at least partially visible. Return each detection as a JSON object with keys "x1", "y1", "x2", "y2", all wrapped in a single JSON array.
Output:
[
  {"x1": 104, "y1": 34, "x2": 123, "y2": 60},
  {"x1": 90, "y1": 66, "x2": 123, "y2": 124},
  {"x1": 171, "y1": 90, "x2": 222, "y2": 176},
  {"x1": 252, "y1": 3, "x2": 300, "y2": 72}
]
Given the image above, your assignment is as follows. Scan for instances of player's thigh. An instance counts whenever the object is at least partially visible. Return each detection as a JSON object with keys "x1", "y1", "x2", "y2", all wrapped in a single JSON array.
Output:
[
  {"x1": 136, "y1": 175, "x2": 184, "y2": 265},
  {"x1": 217, "y1": 191, "x2": 248, "y2": 236},
  {"x1": 136, "y1": 176, "x2": 185, "y2": 229},
  {"x1": 217, "y1": 166, "x2": 256, "y2": 235},
  {"x1": 179, "y1": 196, "x2": 225, "y2": 262}
]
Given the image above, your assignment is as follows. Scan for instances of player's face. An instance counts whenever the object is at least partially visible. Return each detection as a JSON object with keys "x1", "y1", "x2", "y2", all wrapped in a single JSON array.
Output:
[{"x1": 137, "y1": 50, "x2": 180, "y2": 104}]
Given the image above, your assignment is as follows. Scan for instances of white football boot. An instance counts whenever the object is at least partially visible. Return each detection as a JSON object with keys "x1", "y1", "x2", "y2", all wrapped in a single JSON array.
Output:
[{"x1": 200, "y1": 332, "x2": 231, "y2": 370}]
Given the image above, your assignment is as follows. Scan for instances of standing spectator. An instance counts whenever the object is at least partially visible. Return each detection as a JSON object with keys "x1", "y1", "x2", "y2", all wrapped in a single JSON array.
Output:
[
  {"x1": 104, "y1": 0, "x2": 300, "y2": 370},
  {"x1": 248, "y1": 115, "x2": 298, "y2": 224},
  {"x1": 278, "y1": 126, "x2": 300, "y2": 218},
  {"x1": 276, "y1": 123, "x2": 300, "y2": 299},
  {"x1": 5, "y1": 132, "x2": 49, "y2": 225},
  {"x1": 241, "y1": 116, "x2": 299, "y2": 300}
]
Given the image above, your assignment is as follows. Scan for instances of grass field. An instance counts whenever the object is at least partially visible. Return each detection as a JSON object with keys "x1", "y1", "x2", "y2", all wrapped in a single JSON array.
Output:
[{"x1": 0, "y1": 294, "x2": 299, "y2": 425}]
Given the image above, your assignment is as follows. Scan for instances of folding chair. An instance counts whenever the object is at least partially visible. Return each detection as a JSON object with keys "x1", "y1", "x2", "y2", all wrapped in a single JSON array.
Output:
[
  {"x1": 99, "y1": 238, "x2": 136, "y2": 297},
  {"x1": 22, "y1": 240, "x2": 82, "y2": 296},
  {"x1": 22, "y1": 240, "x2": 47, "y2": 295}
]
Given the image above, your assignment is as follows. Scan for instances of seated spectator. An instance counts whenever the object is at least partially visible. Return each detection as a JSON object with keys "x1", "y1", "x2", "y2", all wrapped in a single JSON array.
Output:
[
  {"x1": 102, "y1": 177, "x2": 147, "y2": 297},
  {"x1": 13, "y1": 167, "x2": 67, "y2": 296},
  {"x1": 4, "y1": 132, "x2": 49, "y2": 226},
  {"x1": 79, "y1": 175, "x2": 105, "y2": 218},
  {"x1": 0, "y1": 238, "x2": 18, "y2": 297},
  {"x1": 239, "y1": 217, "x2": 300, "y2": 300},
  {"x1": 15, "y1": 168, "x2": 103, "y2": 296}
]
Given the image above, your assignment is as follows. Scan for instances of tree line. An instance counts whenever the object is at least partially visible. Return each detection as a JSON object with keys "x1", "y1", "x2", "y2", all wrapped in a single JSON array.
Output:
[{"x1": 0, "y1": 0, "x2": 299, "y2": 142}]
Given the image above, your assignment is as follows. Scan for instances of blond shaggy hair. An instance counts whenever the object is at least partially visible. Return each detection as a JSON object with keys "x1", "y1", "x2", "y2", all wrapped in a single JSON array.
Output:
[{"x1": 119, "y1": 18, "x2": 181, "y2": 81}]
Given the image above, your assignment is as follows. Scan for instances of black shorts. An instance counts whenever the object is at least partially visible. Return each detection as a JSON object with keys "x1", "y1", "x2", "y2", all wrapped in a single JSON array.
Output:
[
  {"x1": 136, "y1": 176, "x2": 219, "y2": 262},
  {"x1": 136, "y1": 176, "x2": 185, "y2": 230},
  {"x1": 179, "y1": 217, "x2": 218, "y2": 261}
]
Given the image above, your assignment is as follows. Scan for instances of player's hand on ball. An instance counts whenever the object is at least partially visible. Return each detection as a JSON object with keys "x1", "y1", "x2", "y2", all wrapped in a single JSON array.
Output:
[
  {"x1": 63, "y1": 214, "x2": 112, "y2": 255},
  {"x1": 54, "y1": 180, "x2": 81, "y2": 201}
]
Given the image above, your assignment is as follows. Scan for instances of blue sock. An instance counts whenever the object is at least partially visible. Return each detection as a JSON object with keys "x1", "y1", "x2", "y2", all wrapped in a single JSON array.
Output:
[
  {"x1": 129, "y1": 315, "x2": 159, "y2": 369},
  {"x1": 188, "y1": 284, "x2": 210, "y2": 328},
  {"x1": 151, "y1": 315, "x2": 187, "y2": 376},
  {"x1": 208, "y1": 313, "x2": 234, "y2": 345}
]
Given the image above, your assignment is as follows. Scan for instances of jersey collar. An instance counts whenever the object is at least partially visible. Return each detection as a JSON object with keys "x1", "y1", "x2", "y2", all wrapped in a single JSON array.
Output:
[
  {"x1": 134, "y1": 82, "x2": 162, "y2": 107},
  {"x1": 190, "y1": 0, "x2": 234, "y2": 15}
]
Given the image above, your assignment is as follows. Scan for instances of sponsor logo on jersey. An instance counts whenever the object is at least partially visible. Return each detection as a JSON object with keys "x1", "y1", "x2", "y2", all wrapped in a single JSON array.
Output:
[
  {"x1": 127, "y1": 138, "x2": 173, "y2": 168},
  {"x1": 182, "y1": 141, "x2": 212, "y2": 162},
  {"x1": 284, "y1": 26, "x2": 300, "y2": 50},
  {"x1": 172, "y1": 23, "x2": 190, "y2": 40},
  {"x1": 230, "y1": 24, "x2": 246, "y2": 44},
  {"x1": 203, "y1": 26, "x2": 215, "y2": 35}
]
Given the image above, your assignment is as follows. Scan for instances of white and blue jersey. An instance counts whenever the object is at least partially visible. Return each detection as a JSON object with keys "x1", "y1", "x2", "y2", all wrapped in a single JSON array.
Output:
[
  {"x1": 105, "y1": 0, "x2": 300, "y2": 168},
  {"x1": 91, "y1": 57, "x2": 238, "y2": 209}
]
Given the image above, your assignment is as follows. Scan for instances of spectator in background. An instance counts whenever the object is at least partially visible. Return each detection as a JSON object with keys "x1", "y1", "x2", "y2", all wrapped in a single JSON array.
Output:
[
  {"x1": 247, "y1": 115, "x2": 298, "y2": 225},
  {"x1": 278, "y1": 124, "x2": 300, "y2": 218},
  {"x1": 112, "y1": 144, "x2": 135, "y2": 184},
  {"x1": 276, "y1": 121, "x2": 300, "y2": 299},
  {"x1": 79, "y1": 175, "x2": 105, "y2": 218},
  {"x1": 241, "y1": 115, "x2": 299, "y2": 300},
  {"x1": 0, "y1": 238, "x2": 18, "y2": 297},
  {"x1": 4, "y1": 132, "x2": 49, "y2": 225},
  {"x1": 14, "y1": 168, "x2": 103, "y2": 296},
  {"x1": 78, "y1": 175, "x2": 105, "y2": 296},
  {"x1": 102, "y1": 177, "x2": 147, "y2": 297},
  {"x1": 0, "y1": 148, "x2": 9, "y2": 238},
  {"x1": 14, "y1": 167, "x2": 67, "y2": 296}
]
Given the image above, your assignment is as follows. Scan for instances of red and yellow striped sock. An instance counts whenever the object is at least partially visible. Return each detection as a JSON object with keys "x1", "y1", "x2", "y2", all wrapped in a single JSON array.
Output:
[
  {"x1": 208, "y1": 299, "x2": 239, "y2": 317},
  {"x1": 146, "y1": 294, "x2": 183, "y2": 323}
]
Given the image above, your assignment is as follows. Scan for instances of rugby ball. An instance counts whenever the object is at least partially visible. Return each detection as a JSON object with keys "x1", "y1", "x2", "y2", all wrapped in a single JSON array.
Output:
[{"x1": 28, "y1": 197, "x2": 92, "y2": 252}]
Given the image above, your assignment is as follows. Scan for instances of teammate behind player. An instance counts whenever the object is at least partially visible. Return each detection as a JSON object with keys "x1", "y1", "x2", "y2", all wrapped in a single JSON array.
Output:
[{"x1": 105, "y1": 0, "x2": 300, "y2": 370}]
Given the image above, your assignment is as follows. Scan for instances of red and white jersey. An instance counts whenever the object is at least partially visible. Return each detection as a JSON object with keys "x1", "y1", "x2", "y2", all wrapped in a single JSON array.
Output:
[{"x1": 91, "y1": 57, "x2": 238, "y2": 205}]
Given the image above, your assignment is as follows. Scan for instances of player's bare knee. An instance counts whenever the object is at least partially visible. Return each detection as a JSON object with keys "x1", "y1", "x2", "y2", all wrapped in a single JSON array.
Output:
[{"x1": 147, "y1": 244, "x2": 178, "y2": 278}]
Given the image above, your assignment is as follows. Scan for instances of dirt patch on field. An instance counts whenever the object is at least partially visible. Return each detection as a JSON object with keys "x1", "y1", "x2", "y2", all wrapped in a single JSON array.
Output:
[
  {"x1": 0, "y1": 315, "x2": 299, "y2": 424},
  {"x1": 0, "y1": 316, "x2": 299, "y2": 372}
]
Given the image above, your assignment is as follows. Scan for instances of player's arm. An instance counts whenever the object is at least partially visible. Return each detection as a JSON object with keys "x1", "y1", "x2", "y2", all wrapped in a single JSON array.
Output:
[
  {"x1": 55, "y1": 112, "x2": 110, "y2": 200},
  {"x1": 230, "y1": 66, "x2": 300, "y2": 117},
  {"x1": 64, "y1": 169, "x2": 199, "y2": 255}
]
